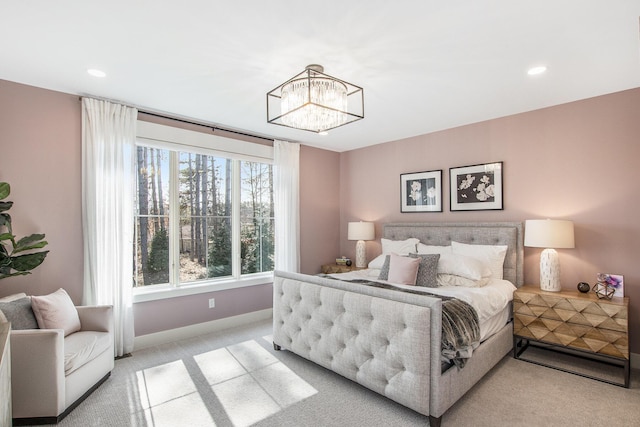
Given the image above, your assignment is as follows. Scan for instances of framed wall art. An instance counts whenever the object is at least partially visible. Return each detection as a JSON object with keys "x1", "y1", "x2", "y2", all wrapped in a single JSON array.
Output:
[
  {"x1": 400, "y1": 169, "x2": 443, "y2": 212},
  {"x1": 450, "y1": 162, "x2": 503, "y2": 211}
]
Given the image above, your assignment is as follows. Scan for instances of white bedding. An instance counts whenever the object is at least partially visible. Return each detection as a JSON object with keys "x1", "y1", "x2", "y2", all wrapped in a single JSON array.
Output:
[{"x1": 327, "y1": 268, "x2": 516, "y2": 341}]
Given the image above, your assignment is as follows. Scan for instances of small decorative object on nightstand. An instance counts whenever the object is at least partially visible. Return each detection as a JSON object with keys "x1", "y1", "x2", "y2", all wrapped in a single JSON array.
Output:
[
  {"x1": 593, "y1": 281, "x2": 615, "y2": 299},
  {"x1": 577, "y1": 282, "x2": 590, "y2": 293}
]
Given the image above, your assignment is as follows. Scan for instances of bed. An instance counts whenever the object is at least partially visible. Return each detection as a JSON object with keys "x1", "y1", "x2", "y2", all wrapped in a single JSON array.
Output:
[{"x1": 273, "y1": 222, "x2": 523, "y2": 426}]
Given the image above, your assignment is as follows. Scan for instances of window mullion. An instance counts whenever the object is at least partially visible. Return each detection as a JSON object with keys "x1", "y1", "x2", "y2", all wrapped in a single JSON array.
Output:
[
  {"x1": 232, "y1": 159, "x2": 241, "y2": 278},
  {"x1": 169, "y1": 150, "x2": 180, "y2": 287}
]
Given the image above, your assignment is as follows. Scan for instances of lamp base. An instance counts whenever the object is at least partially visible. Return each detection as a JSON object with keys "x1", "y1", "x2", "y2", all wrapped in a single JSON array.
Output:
[
  {"x1": 355, "y1": 240, "x2": 367, "y2": 268},
  {"x1": 540, "y1": 248, "x2": 561, "y2": 292}
]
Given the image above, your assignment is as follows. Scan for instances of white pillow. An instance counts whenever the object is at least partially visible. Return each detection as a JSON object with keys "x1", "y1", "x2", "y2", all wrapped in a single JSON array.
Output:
[
  {"x1": 451, "y1": 241, "x2": 508, "y2": 280},
  {"x1": 416, "y1": 243, "x2": 452, "y2": 254},
  {"x1": 30, "y1": 288, "x2": 81, "y2": 336},
  {"x1": 437, "y1": 252, "x2": 490, "y2": 280},
  {"x1": 368, "y1": 254, "x2": 387, "y2": 269},
  {"x1": 381, "y1": 238, "x2": 419, "y2": 256},
  {"x1": 369, "y1": 238, "x2": 420, "y2": 269},
  {"x1": 437, "y1": 274, "x2": 490, "y2": 288}
]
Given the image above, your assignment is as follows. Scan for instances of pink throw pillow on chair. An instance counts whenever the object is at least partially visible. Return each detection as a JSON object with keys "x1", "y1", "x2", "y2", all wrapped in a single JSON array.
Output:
[{"x1": 30, "y1": 288, "x2": 81, "y2": 336}]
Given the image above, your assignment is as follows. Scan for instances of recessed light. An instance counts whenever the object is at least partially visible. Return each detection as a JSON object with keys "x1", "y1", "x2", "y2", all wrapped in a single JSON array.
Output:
[
  {"x1": 87, "y1": 68, "x2": 107, "y2": 78},
  {"x1": 318, "y1": 131, "x2": 329, "y2": 136},
  {"x1": 527, "y1": 66, "x2": 547, "y2": 76}
]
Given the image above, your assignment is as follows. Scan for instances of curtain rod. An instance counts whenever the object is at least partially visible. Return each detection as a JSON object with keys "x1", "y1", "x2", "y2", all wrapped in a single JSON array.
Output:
[
  {"x1": 138, "y1": 110, "x2": 275, "y2": 143},
  {"x1": 79, "y1": 95, "x2": 275, "y2": 143}
]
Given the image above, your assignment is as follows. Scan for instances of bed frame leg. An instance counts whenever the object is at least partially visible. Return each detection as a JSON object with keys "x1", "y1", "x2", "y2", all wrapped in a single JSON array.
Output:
[
  {"x1": 273, "y1": 342, "x2": 282, "y2": 351},
  {"x1": 429, "y1": 415, "x2": 442, "y2": 427}
]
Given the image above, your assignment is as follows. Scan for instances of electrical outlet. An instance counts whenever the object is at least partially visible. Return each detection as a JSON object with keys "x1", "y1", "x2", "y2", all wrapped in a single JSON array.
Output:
[{"x1": 208, "y1": 298, "x2": 215, "y2": 308}]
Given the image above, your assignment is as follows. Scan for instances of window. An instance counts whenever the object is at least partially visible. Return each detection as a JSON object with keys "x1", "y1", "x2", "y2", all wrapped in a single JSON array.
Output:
[{"x1": 133, "y1": 122, "x2": 274, "y2": 293}]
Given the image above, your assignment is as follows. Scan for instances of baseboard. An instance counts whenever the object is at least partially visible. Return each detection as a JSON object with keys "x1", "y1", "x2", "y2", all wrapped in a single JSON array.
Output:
[{"x1": 133, "y1": 308, "x2": 273, "y2": 350}]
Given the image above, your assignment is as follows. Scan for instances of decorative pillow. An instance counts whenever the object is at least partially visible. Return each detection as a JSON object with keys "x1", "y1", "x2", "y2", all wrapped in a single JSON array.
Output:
[
  {"x1": 437, "y1": 274, "x2": 490, "y2": 288},
  {"x1": 409, "y1": 253, "x2": 440, "y2": 287},
  {"x1": 30, "y1": 288, "x2": 81, "y2": 336},
  {"x1": 0, "y1": 297, "x2": 39, "y2": 329},
  {"x1": 387, "y1": 253, "x2": 421, "y2": 285},
  {"x1": 377, "y1": 254, "x2": 392, "y2": 280},
  {"x1": 437, "y1": 252, "x2": 490, "y2": 280},
  {"x1": 416, "y1": 243, "x2": 452, "y2": 255},
  {"x1": 381, "y1": 238, "x2": 419, "y2": 256},
  {"x1": 451, "y1": 241, "x2": 508, "y2": 279}
]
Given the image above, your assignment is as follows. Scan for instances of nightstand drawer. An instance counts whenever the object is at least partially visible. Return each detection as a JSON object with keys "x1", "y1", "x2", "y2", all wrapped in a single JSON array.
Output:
[{"x1": 513, "y1": 312, "x2": 628, "y2": 358}]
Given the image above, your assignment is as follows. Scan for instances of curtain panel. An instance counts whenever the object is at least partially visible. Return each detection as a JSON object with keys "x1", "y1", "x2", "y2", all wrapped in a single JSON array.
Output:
[
  {"x1": 81, "y1": 98, "x2": 136, "y2": 356},
  {"x1": 274, "y1": 140, "x2": 300, "y2": 272}
]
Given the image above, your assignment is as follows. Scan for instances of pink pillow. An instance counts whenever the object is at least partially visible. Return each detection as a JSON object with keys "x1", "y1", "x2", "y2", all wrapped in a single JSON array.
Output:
[
  {"x1": 30, "y1": 288, "x2": 81, "y2": 336},
  {"x1": 388, "y1": 253, "x2": 420, "y2": 285}
]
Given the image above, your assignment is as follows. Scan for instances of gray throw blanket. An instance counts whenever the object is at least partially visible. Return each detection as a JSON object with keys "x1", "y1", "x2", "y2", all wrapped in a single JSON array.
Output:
[{"x1": 342, "y1": 279, "x2": 480, "y2": 369}]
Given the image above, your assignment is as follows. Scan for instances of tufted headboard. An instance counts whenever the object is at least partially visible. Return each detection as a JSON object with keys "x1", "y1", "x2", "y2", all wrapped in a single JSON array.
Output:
[{"x1": 383, "y1": 222, "x2": 524, "y2": 287}]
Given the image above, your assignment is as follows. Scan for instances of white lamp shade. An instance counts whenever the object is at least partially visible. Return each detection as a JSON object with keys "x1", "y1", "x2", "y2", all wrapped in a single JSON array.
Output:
[
  {"x1": 348, "y1": 221, "x2": 375, "y2": 241},
  {"x1": 524, "y1": 219, "x2": 575, "y2": 249}
]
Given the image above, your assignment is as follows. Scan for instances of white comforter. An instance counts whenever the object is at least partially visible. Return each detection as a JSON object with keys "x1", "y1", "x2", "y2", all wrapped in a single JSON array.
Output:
[{"x1": 327, "y1": 269, "x2": 517, "y2": 341}]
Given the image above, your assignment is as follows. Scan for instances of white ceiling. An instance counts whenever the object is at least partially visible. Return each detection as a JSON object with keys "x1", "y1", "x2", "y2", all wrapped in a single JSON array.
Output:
[{"x1": 2, "y1": 1, "x2": 639, "y2": 152}]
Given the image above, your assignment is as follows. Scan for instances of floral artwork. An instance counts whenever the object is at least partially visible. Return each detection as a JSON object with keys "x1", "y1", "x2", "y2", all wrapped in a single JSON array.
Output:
[
  {"x1": 450, "y1": 162, "x2": 503, "y2": 211},
  {"x1": 457, "y1": 173, "x2": 496, "y2": 203},
  {"x1": 597, "y1": 273, "x2": 624, "y2": 297},
  {"x1": 400, "y1": 170, "x2": 443, "y2": 212}
]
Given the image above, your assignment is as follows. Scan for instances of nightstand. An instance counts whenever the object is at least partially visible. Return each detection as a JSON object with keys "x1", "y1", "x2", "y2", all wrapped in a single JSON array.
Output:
[
  {"x1": 513, "y1": 285, "x2": 630, "y2": 387},
  {"x1": 321, "y1": 264, "x2": 363, "y2": 274}
]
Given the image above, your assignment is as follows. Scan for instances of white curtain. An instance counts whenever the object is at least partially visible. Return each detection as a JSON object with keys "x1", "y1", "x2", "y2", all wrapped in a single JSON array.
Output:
[
  {"x1": 81, "y1": 98, "x2": 136, "y2": 356},
  {"x1": 274, "y1": 140, "x2": 300, "y2": 272}
]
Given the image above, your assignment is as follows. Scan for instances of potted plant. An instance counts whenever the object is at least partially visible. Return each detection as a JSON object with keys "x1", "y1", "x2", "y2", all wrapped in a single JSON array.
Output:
[{"x1": 0, "y1": 182, "x2": 49, "y2": 279}]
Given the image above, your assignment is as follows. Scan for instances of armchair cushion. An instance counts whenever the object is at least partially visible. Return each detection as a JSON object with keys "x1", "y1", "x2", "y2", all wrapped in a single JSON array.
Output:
[
  {"x1": 64, "y1": 330, "x2": 111, "y2": 375},
  {"x1": 0, "y1": 297, "x2": 39, "y2": 330},
  {"x1": 31, "y1": 288, "x2": 81, "y2": 336}
]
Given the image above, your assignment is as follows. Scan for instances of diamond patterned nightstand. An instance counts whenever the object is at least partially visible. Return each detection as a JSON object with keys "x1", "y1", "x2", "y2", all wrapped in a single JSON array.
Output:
[{"x1": 513, "y1": 285, "x2": 630, "y2": 387}]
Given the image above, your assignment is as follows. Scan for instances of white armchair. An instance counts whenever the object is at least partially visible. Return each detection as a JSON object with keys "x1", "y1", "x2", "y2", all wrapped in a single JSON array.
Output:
[{"x1": 10, "y1": 305, "x2": 114, "y2": 425}]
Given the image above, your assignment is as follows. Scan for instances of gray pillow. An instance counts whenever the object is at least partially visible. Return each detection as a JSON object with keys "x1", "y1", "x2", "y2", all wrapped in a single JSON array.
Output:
[
  {"x1": 409, "y1": 253, "x2": 440, "y2": 287},
  {"x1": 377, "y1": 255, "x2": 391, "y2": 280},
  {"x1": 0, "y1": 297, "x2": 39, "y2": 330}
]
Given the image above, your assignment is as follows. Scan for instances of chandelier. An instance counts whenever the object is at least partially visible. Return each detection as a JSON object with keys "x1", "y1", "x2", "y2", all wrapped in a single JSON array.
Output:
[{"x1": 267, "y1": 64, "x2": 364, "y2": 133}]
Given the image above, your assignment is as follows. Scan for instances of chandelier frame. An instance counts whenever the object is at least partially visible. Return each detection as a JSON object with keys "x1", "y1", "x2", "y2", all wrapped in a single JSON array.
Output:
[{"x1": 267, "y1": 65, "x2": 364, "y2": 133}]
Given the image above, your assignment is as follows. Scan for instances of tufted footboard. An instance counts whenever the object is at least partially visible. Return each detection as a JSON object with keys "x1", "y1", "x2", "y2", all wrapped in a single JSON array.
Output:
[{"x1": 273, "y1": 271, "x2": 444, "y2": 417}]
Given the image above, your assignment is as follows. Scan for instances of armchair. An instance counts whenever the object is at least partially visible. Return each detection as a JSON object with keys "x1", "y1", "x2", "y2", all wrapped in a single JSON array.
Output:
[{"x1": 10, "y1": 305, "x2": 114, "y2": 425}]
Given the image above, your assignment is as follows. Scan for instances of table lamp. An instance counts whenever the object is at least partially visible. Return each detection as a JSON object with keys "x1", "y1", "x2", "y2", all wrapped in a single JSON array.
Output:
[
  {"x1": 348, "y1": 221, "x2": 375, "y2": 268},
  {"x1": 524, "y1": 219, "x2": 575, "y2": 292}
]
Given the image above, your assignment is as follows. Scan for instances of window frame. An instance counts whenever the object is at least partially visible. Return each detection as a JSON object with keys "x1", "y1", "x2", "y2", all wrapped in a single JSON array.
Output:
[{"x1": 133, "y1": 121, "x2": 274, "y2": 303}]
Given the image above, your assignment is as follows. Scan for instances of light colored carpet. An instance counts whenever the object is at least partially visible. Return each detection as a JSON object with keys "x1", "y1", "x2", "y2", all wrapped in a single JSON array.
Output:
[{"x1": 25, "y1": 318, "x2": 639, "y2": 427}]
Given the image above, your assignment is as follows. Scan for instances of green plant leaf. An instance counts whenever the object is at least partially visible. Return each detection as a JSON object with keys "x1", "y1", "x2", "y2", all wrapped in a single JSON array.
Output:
[
  {"x1": 0, "y1": 183, "x2": 9, "y2": 200},
  {"x1": 10, "y1": 251, "x2": 49, "y2": 271},
  {"x1": 0, "y1": 233, "x2": 14, "y2": 241},
  {"x1": 13, "y1": 240, "x2": 48, "y2": 253},
  {"x1": 0, "y1": 201, "x2": 13, "y2": 213},
  {"x1": 0, "y1": 213, "x2": 11, "y2": 228},
  {"x1": 15, "y1": 234, "x2": 47, "y2": 248}
]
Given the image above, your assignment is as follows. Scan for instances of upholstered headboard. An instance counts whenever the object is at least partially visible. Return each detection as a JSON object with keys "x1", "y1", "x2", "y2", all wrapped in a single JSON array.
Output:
[{"x1": 383, "y1": 222, "x2": 524, "y2": 287}]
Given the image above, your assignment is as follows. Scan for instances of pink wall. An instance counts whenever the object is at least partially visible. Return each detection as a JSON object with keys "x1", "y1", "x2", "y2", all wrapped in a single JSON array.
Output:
[
  {"x1": 0, "y1": 80, "x2": 84, "y2": 302},
  {"x1": 299, "y1": 145, "x2": 341, "y2": 274},
  {"x1": 339, "y1": 88, "x2": 640, "y2": 353}
]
